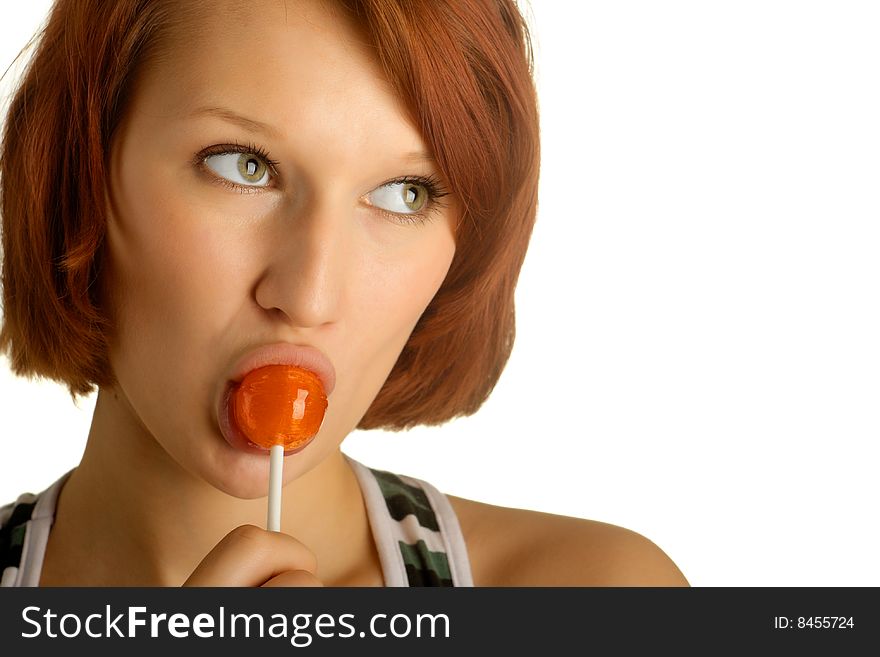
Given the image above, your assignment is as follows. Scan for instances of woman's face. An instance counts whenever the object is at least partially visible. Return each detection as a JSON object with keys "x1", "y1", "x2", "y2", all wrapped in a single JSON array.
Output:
[{"x1": 103, "y1": 0, "x2": 458, "y2": 497}]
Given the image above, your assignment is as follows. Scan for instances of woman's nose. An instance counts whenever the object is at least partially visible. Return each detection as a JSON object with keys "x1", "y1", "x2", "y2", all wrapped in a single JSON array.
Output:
[{"x1": 253, "y1": 200, "x2": 347, "y2": 328}]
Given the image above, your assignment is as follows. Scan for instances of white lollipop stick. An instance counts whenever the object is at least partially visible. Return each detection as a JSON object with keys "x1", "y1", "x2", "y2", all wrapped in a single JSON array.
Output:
[{"x1": 267, "y1": 444, "x2": 284, "y2": 532}]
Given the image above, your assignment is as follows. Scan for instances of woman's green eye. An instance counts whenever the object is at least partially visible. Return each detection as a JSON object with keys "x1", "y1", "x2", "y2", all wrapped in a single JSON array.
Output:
[
  {"x1": 198, "y1": 146, "x2": 443, "y2": 224},
  {"x1": 204, "y1": 152, "x2": 270, "y2": 187},
  {"x1": 369, "y1": 181, "x2": 429, "y2": 214}
]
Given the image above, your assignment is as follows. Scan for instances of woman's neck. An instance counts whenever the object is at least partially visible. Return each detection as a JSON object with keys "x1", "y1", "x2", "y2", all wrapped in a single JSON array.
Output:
[{"x1": 40, "y1": 388, "x2": 381, "y2": 586}]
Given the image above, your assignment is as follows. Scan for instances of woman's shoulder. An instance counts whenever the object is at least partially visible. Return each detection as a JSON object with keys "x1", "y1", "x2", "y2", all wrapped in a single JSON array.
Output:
[{"x1": 446, "y1": 494, "x2": 689, "y2": 587}]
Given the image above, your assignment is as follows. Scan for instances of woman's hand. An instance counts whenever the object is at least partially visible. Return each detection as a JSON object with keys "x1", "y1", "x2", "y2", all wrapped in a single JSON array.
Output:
[{"x1": 182, "y1": 524, "x2": 323, "y2": 587}]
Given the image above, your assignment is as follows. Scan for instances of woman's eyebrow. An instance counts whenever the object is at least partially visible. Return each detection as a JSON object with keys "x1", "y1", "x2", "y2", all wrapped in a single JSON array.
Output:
[
  {"x1": 403, "y1": 151, "x2": 436, "y2": 164},
  {"x1": 189, "y1": 105, "x2": 280, "y2": 138},
  {"x1": 188, "y1": 105, "x2": 435, "y2": 164}
]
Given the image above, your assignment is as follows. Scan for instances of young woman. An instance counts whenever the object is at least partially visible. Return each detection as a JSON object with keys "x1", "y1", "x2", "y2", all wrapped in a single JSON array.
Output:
[{"x1": 0, "y1": 0, "x2": 688, "y2": 587}]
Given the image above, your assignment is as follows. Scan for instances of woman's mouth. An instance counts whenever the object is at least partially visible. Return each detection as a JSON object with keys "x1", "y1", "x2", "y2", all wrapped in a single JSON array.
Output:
[
  {"x1": 217, "y1": 381, "x2": 315, "y2": 457},
  {"x1": 215, "y1": 342, "x2": 335, "y2": 456}
]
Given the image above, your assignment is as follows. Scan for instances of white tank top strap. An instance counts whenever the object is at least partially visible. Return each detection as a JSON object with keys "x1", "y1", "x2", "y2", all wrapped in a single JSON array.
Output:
[
  {"x1": 0, "y1": 469, "x2": 72, "y2": 587},
  {"x1": 344, "y1": 453, "x2": 474, "y2": 587}
]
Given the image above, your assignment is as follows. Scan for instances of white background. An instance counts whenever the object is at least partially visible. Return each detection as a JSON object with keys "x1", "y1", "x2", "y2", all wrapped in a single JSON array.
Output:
[{"x1": 1, "y1": 1, "x2": 878, "y2": 586}]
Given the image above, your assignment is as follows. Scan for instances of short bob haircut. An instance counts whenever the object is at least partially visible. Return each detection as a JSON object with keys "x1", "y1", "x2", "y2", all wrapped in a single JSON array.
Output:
[{"x1": 0, "y1": 0, "x2": 540, "y2": 431}]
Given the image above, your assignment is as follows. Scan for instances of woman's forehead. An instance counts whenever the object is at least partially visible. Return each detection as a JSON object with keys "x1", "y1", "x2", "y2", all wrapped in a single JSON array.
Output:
[
  {"x1": 126, "y1": 0, "x2": 430, "y2": 164},
  {"x1": 150, "y1": 0, "x2": 386, "y2": 111}
]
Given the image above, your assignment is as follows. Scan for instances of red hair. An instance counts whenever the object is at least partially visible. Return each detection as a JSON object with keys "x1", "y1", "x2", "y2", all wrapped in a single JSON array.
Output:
[{"x1": 0, "y1": 0, "x2": 540, "y2": 430}]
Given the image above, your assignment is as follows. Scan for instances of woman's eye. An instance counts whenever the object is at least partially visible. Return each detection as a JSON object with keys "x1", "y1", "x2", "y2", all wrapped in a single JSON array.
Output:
[
  {"x1": 367, "y1": 181, "x2": 429, "y2": 215},
  {"x1": 203, "y1": 152, "x2": 271, "y2": 187}
]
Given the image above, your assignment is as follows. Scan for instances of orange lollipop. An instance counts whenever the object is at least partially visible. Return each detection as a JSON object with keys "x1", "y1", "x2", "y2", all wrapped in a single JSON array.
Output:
[
  {"x1": 230, "y1": 364, "x2": 328, "y2": 533},
  {"x1": 231, "y1": 364, "x2": 328, "y2": 450}
]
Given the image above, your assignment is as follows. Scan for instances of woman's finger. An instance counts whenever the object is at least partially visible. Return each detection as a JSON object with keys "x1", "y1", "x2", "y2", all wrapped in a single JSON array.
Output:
[
  {"x1": 262, "y1": 569, "x2": 324, "y2": 587},
  {"x1": 183, "y1": 524, "x2": 319, "y2": 587}
]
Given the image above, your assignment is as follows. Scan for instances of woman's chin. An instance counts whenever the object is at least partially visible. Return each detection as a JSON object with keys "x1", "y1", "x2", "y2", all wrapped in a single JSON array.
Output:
[{"x1": 198, "y1": 428, "x2": 321, "y2": 500}]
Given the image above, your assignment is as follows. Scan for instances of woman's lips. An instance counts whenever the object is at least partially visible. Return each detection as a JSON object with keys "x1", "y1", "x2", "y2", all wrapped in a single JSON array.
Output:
[
  {"x1": 226, "y1": 343, "x2": 335, "y2": 396},
  {"x1": 216, "y1": 342, "x2": 335, "y2": 456}
]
